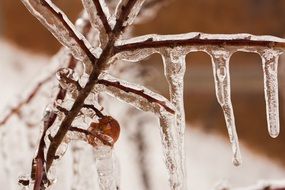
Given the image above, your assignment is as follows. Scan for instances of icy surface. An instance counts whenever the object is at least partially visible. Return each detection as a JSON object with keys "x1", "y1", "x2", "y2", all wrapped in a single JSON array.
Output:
[
  {"x1": 20, "y1": 0, "x2": 95, "y2": 69},
  {"x1": 259, "y1": 49, "x2": 283, "y2": 138},
  {"x1": 81, "y1": 0, "x2": 110, "y2": 47},
  {"x1": 161, "y1": 49, "x2": 187, "y2": 188},
  {"x1": 113, "y1": 0, "x2": 146, "y2": 28},
  {"x1": 209, "y1": 49, "x2": 242, "y2": 166},
  {"x1": 158, "y1": 111, "x2": 183, "y2": 190},
  {"x1": 94, "y1": 146, "x2": 117, "y2": 190},
  {"x1": 94, "y1": 73, "x2": 175, "y2": 115}
]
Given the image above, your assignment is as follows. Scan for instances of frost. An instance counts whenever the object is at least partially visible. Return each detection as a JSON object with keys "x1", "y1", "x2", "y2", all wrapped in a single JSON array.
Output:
[
  {"x1": 259, "y1": 49, "x2": 283, "y2": 138},
  {"x1": 209, "y1": 49, "x2": 242, "y2": 166}
]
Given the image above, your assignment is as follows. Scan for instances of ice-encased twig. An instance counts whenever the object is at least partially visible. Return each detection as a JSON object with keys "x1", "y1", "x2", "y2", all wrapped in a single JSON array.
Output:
[
  {"x1": 95, "y1": 73, "x2": 176, "y2": 115},
  {"x1": 113, "y1": 0, "x2": 146, "y2": 30},
  {"x1": 114, "y1": 33, "x2": 285, "y2": 56},
  {"x1": 259, "y1": 49, "x2": 283, "y2": 138},
  {"x1": 209, "y1": 49, "x2": 242, "y2": 166},
  {"x1": 94, "y1": 146, "x2": 117, "y2": 190},
  {"x1": 161, "y1": 49, "x2": 186, "y2": 189},
  {"x1": 20, "y1": 0, "x2": 96, "y2": 73},
  {"x1": 81, "y1": 0, "x2": 111, "y2": 47}
]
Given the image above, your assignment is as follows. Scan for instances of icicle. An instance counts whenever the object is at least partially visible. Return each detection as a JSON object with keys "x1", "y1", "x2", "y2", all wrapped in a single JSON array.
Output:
[
  {"x1": 158, "y1": 110, "x2": 183, "y2": 190},
  {"x1": 161, "y1": 48, "x2": 187, "y2": 188},
  {"x1": 259, "y1": 49, "x2": 283, "y2": 138},
  {"x1": 94, "y1": 146, "x2": 117, "y2": 190},
  {"x1": 209, "y1": 49, "x2": 242, "y2": 166}
]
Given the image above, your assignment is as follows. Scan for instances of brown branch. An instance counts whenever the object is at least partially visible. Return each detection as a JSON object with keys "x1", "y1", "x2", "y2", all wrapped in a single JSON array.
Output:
[
  {"x1": 114, "y1": 33, "x2": 285, "y2": 53},
  {"x1": 92, "y1": 0, "x2": 112, "y2": 33},
  {"x1": 97, "y1": 79, "x2": 175, "y2": 114}
]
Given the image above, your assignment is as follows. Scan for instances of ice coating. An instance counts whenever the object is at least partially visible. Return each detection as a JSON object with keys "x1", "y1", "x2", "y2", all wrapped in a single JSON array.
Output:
[
  {"x1": 209, "y1": 49, "x2": 242, "y2": 166},
  {"x1": 94, "y1": 73, "x2": 176, "y2": 115},
  {"x1": 259, "y1": 49, "x2": 283, "y2": 138},
  {"x1": 94, "y1": 146, "x2": 117, "y2": 190},
  {"x1": 20, "y1": 0, "x2": 95, "y2": 67},
  {"x1": 81, "y1": 0, "x2": 110, "y2": 47},
  {"x1": 158, "y1": 111, "x2": 183, "y2": 190},
  {"x1": 113, "y1": 0, "x2": 146, "y2": 28},
  {"x1": 161, "y1": 48, "x2": 186, "y2": 188}
]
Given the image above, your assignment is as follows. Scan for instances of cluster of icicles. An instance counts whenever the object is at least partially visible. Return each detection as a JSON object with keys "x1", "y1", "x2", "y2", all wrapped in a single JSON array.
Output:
[{"x1": 112, "y1": 33, "x2": 285, "y2": 189}]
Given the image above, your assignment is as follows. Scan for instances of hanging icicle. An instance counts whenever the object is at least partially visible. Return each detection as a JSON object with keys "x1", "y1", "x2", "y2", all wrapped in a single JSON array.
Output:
[
  {"x1": 259, "y1": 49, "x2": 283, "y2": 138},
  {"x1": 209, "y1": 49, "x2": 242, "y2": 166},
  {"x1": 161, "y1": 48, "x2": 187, "y2": 189}
]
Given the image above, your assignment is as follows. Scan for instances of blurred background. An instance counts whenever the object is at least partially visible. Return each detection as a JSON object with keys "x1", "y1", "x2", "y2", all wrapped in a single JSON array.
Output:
[{"x1": 0, "y1": 0, "x2": 285, "y2": 189}]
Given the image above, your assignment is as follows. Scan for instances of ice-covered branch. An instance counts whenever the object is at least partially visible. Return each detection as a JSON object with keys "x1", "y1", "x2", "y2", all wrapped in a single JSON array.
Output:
[
  {"x1": 113, "y1": 0, "x2": 146, "y2": 34},
  {"x1": 21, "y1": 0, "x2": 97, "y2": 65},
  {"x1": 95, "y1": 73, "x2": 175, "y2": 114},
  {"x1": 114, "y1": 33, "x2": 285, "y2": 59},
  {"x1": 82, "y1": 0, "x2": 112, "y2": 34}
]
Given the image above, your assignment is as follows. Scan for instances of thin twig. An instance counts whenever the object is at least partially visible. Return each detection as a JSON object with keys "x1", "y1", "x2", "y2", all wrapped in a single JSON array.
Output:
[{"x1": 92, "y1": 0, "x2": 112, "y2": 33}]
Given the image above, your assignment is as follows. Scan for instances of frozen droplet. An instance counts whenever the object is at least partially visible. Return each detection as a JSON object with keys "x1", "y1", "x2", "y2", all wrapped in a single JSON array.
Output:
[
  {"x1": 259, "y1": 49, "x2": 283, "y2": 138},
  {"x1": 209, "y1": 49, "x2": 242, "y2": 166}
]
